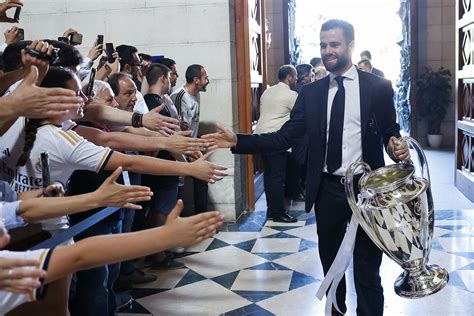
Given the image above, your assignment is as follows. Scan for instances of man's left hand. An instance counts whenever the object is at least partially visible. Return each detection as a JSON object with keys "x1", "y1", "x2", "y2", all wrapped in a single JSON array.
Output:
[{"x1": 388, "y1": 136, "x2": 410, "y2": 161}]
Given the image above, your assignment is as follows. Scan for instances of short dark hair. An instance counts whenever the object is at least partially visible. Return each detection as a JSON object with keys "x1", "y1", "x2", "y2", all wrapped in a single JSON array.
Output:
[
  {"x1": 138, "y1": 53, "x2": 152, "y2": 62},
  {"x1": 309, "y1": 57, "x2": 322, "y2": 67},
  {"x1": 360, "y1": 50, "x2": 372, "y2": 60},
  {"x1": 2, "y1": 40, "x2": 32, "y2": 72},
  {"x1": 156, "y1": 57, "x2": 176, "y2": 70},
  {"x1": 41, "y1": 66, "x2": 76, "y2": 89},
  {"x1": 185, "y1": 64, "x2": 203, "y2": 84},
  {"x1": 321, "y1": 19, "x2": 355, "y2": 44},
  {"x1": 116, "y1": 44, "x2": 139, "y2": 69},
  {"x1": 145, "y1": 63, "x2": 170, "y2": 86},
  {"x1": 44, "y1": 40, "x2": 83, "y2": 67},
  {"x1": 295, "y1": 64, "x2": 313, "y2": 82},
  {"x1": 108, "y1": 72, "x2": 133, "y2": 95},
  {"x1": 278, "y1": 65, "x2": 296, "y2": 81}
]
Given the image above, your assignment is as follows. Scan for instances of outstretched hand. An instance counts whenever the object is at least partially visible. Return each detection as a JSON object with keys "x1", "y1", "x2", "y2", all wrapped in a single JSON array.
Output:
[
  {"x1": 4, "y1": 66, "x2": 82, "y2": 119},
  {"x1": 142, "y1": 104, "x2": 179, "y2": 135},
  {"x1": 94, "y1": 166, "x2": 153, "y2": 209},
  {"x1": 0, "y1": 257, "x2": 47, "y2": 294},
  {"x1": 190, "y1": 151, "x2": 228, "y2": 183},
  {"x1": 165, "y1": 200, "x2": 224, "y2": 247},
  {"x1": 201, "y1": 123, "x2": 237, "y2": 149},
  {"x1": 166, "y1": 130, "x2": 208, "y2": 155}
]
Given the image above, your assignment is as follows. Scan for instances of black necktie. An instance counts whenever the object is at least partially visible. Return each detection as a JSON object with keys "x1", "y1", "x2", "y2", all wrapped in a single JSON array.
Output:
[{"x1": 327, "y1": 76, "x2": 345, "y2": 173}]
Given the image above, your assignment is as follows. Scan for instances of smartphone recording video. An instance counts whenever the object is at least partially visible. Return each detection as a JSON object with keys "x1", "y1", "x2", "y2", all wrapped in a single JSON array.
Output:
[
  {"x1": 97, "y1": 35, "x2": 104, "y2": 46},
  {"x1": 69, "y1": 32, "x2": 83, "y2": 45},
  {"x1": 85, "y1": 68, "x2": 97, "y2": 97},
  {"x1": 105, "y1": 43, "x2": 115, "y2": 63},
  {"x1": 13, "y1": 7, "x2": 21, "y2": 21}
]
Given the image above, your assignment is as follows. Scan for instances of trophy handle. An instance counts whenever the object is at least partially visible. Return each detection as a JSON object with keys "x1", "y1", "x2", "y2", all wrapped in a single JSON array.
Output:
[
  {"x1": 345, "y1": 161, "x2": 372, "y2": 223},
  {"x1": 399, "y1": 136, "x2": 431, "y2": 184}
]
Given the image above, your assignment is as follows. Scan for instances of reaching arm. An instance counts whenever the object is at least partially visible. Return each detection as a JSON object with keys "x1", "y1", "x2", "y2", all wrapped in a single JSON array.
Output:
[
  {"x1": 17, "y1": 167, "x2": 152, "y2": 222},
  {"x1": 44, "y1": 200, "x2": 223, "y2": 283},
  {"x1": 75, "y1": 125, "x2": 207, "y2": 155},
  {"x1": 0, "y1": 66, "x2": 82, "y2": 135},
  {"x1": 83, "y1": 102, "x2": 179, "y2": 133},
  {"x1": 105, "y1": 151, "x2": 227, "y2": 183}
]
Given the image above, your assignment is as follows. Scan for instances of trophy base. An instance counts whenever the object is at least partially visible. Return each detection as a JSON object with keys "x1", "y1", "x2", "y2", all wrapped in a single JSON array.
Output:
[{"x1": 394, "y1": 264, "x2": 449, "y2": 298}]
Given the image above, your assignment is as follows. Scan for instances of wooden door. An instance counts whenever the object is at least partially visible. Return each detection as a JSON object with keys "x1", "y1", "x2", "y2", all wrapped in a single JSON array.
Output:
[
  {"x1": 456, "y1": 0, "x2": 474, "y2": 201},
  {"x1": 235, "y1": 0, "x2": 267, "y2": 209}
]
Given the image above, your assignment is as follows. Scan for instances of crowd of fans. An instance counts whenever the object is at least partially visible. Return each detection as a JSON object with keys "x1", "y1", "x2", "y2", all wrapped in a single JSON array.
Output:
[{"x1": 0, "y1": 1, "x2": 226, "y2": 315}]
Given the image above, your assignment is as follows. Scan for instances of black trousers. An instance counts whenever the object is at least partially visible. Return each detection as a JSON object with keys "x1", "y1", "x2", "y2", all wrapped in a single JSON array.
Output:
[
  {"x1": 316, "y1": 174, "x2": 383, "y2": 316},
  {"x1": 193, "y1": 177, "x2": 208, "y2": 214},
  {"x1": 262, "y1": 151, "x2": 288, "y2": 217}
]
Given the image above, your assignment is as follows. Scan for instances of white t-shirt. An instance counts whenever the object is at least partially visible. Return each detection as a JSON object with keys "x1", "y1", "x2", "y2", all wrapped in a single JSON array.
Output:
[
  {"x1": 0, "y1": 118, "x2": 113, "y2": 231},
  {"x1": 0, "y1": 248, "x2": 52, "y2": 315},
  {"x1": 170, "y1": 87, "x2": 200, "y2": 137}
]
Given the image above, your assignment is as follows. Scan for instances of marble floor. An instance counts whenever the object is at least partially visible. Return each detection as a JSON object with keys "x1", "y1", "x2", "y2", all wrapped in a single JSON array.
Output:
[{"x1": 119, "y1": 150, "x2": 474, "y2": 315}]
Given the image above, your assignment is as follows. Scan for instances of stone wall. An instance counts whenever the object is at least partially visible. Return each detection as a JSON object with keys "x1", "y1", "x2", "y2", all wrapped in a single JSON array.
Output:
[{"x1": 0, "y1": 0, "x2": 242, "y2": 219}]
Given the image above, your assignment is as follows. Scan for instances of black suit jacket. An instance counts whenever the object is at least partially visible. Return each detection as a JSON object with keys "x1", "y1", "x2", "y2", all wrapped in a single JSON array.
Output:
[
  {"x1": 233, "y1": 69, "x2": 400, "y2": 212},
  {"x1": 372, "y1": 67, "x2": 385, "y2": 78}
]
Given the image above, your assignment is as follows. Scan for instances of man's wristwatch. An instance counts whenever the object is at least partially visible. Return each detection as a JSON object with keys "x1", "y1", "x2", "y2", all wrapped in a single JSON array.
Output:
[{"x1": 131, "y1": 112, "x2": 143, "y2": 128}]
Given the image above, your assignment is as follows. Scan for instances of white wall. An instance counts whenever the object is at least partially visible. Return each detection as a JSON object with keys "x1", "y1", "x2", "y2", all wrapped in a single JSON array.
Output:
[{"x1": 1, "y1": 0, "x2": 242, "y2": 219}]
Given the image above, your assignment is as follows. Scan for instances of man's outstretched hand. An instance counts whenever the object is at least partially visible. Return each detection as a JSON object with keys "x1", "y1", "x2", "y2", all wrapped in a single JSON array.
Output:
[{"x1": 201, "y1": 123, "x2": 237, "y2": 149}]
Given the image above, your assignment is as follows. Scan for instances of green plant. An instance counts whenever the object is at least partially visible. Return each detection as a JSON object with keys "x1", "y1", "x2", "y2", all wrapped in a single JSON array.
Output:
[{"x1": 416, "y1": 66, "x2": 452, "y2": 134}]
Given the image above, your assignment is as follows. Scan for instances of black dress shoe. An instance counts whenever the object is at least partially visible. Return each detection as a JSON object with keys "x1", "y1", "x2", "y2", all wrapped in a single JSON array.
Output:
[{"x1": 272, "y1": 213, "x2": 297, "y2": 223}]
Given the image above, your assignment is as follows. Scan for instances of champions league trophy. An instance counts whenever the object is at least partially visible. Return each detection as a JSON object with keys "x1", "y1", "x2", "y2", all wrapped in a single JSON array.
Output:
[{"x1": 345, "y1": 137, "x2": 449, "y2": 298}]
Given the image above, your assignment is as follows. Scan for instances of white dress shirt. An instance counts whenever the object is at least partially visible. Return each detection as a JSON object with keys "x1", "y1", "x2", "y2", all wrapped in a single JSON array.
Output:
[{"x1": 324, "y1": 65, "x2": 362, "y2": 176}]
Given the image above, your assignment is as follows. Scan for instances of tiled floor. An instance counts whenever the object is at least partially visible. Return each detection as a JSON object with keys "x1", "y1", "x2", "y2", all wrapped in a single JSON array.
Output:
[{"x1": 119, "y1": 150, "x2": 474, "y2": 315}]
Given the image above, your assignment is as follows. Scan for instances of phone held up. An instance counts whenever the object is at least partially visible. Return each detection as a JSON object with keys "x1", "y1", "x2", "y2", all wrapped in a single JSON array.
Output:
[
  {"x1": 69, "y1": 32, "x2": 83, "y2": 46},
  {"x1": 41, "y1": 152, "x2": 53, "y2": 197},
  {"x1": 17, "y1": 28, "x2": 24, "y2": 41},
  {"x1": 97, "y1": 34, "x2": 104, "y2": 47},
  {"x1": 105, "y1": 43, "x2": 116, "y2": 63},
  {"x1": 85, "y1": 68, "x2": 97, "y2": 97},
  {"x1": 13, "y1": 7, "x2": 21, "y2": 21}
]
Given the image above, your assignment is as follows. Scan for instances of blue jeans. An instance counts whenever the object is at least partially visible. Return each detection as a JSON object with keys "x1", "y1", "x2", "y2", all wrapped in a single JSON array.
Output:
[{"x1": 70, "y1": 219, "x2": 123, "y2": 316}]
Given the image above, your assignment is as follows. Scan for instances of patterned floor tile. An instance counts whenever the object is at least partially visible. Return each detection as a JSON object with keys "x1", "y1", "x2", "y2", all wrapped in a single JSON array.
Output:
[
  {"x1": 455, "y1": 270, "x2": 474, "y2": 292},
  {"x1": 233, "y1": 291, "x2": 285, "y2": 304},
  {"x1": 251, "y1": 238, "x2": 301, "y2": 253},
  {"x1": 211, "y1": 271, "x2": 241, "y2": 289},
  {"x1": 213, "y1": 227, "x2": 279, "y2": 245},
  {"x1": 285, "y1": 224, "x2": 318, "y2": 242},
  {"x1": 429, "y1": 248, "x2": 474, "y2": 273},
  {"x1": 184, "y1": 238, "x2": 214, "y2": 253},
  {"x1": 136, "y1": 279, "x2": 251, "y2": 315},
  {"x1": 264, "y1": 219, "x2": 306, "y2": 227},
  {"x1": 223, "y1": 303, "x2": 275, "y2": 315},
  {"x1": 273, "y1": 248, "x2": 324, "y2": 281},
  {"x1": 246, "y1": 262, "x2": 291, "y2": 271},
  {"x1": 206, "y1": 238, "x2": 231, "y2": 250},
  {"x1": 438, "y1": 237, "x2": 474, "y2": 253},
  {"x1": 133, "y1": 268, "x2": 189, "y2": 289},
  {"x1": 175, "y1": 269, "x2": 207, "y2": 288},
  {"x1": 177, "y1": 246, "x2": 268, "y2": 278},
  {"x1": 231, "y1": 270, "x2": 293, "y2": 291}
]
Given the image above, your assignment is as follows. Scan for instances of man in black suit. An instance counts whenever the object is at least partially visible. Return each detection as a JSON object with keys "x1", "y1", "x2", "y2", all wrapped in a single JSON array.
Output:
[
  {"x1": 203, "y1": 19, "x2": 409, "y2": 315},
  {"x1": 360, "y1": 50, "x2": 385, "y2": 78}
]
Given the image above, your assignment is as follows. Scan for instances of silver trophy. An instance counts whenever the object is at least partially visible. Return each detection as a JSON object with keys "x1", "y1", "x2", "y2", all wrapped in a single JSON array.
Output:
[{"x1": 345, "y1": 137, "x2": 449, "y2": 298}]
